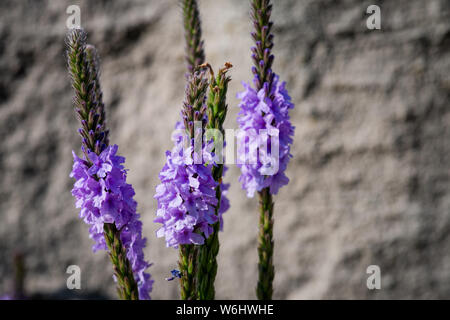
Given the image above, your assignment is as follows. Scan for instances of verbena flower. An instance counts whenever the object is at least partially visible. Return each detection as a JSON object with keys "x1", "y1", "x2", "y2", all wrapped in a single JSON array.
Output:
[
  {"x1": 154, "y1": 70, "x2": 220, "y2": 249},
  {"x1": 70, "y1": 144, "x2": 153, "y2": 299},
  {"x1": 173, "y1": 121, "x2": 230, "y2": 232},
  {"x1": 237, "y1": 74, "x2": 295, "y2": 197},
  {"x1": 154, "y1": 135, "x2": 218, "y2": 248}
]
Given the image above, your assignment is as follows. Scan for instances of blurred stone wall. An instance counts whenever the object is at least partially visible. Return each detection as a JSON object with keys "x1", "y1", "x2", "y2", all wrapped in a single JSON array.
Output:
[{"x1": 0, "y1": 0, "x2": 449, "y2": 299}]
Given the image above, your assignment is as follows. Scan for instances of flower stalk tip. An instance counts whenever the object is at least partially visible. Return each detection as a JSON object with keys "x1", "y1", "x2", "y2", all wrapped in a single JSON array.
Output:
[{"x1": 182, "y1": 0, "x2": 205, "y2": 73}]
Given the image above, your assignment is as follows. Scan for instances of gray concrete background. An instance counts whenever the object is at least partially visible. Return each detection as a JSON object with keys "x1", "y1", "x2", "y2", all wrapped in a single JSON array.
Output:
[{"x1": 0, "y1": 0, "x2": 449, "y2": 299}]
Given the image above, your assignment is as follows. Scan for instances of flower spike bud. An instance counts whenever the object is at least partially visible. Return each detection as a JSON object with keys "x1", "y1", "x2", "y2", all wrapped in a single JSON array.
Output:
[
  {"x1": 182, "y1": 0, "x2": 205, "y2": 74},
  {"x1": 182, "y1": 70, "x2": 209, "y2": 138}
]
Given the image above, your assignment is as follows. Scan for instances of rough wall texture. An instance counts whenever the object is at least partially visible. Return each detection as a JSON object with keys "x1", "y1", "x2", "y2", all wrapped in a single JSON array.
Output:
[{"x1": 0, "y1": 0, "x2": 449, "y2": 299}]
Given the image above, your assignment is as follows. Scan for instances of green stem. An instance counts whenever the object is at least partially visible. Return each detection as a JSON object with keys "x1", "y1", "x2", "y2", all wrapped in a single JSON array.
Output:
[
  {"x1": 197, "y1": 164, "x2": 223, "y2": 300},
  {"x1": 104, "y1": 223, "x2": 139, "y2": 300},
  {"x1": 196, "y1": 64, "x2": 231, "y2": 299},
  {"x1": 256, "y1": 187, "x2": 274, "y2": 300},
  {"x1": 179, "y1": 244, "x2": 199, "y2": 300},
  {"x1": 13, "y1": 252, "x2": 25, "y2": 299}
]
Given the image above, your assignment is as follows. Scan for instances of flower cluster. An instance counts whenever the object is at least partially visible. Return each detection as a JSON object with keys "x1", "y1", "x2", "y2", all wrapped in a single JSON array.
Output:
[
  {"x1": 154, "y1": 131, "x2": 219, "y2": 248},
  {"x1": 173, "y1": 120, "x2": 230, "y2": 231},
  {"x1": 236, "y1": 74, "x2": 295, "y2": 197},
  {"x1": 70, "y1": 144, "x2": 153, "y2": 299}
]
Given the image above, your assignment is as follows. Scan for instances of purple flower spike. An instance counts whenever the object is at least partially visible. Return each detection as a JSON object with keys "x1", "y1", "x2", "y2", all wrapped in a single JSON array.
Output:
[
  {"x1": 243, "y1": 0, "x2": 294, "y2": 300},
  {"x1": 154, "y1": 71, "x2": 219, "y2": 249},
  {"x1": 237, "y1": 74, "x2": 294, "y2": 197},
  {"x1": 70, "y1": 145, "x2": 153, "y2": 299},
  {"x1": 154, "y1": 137, "x2": 218, "y2": 248}
]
